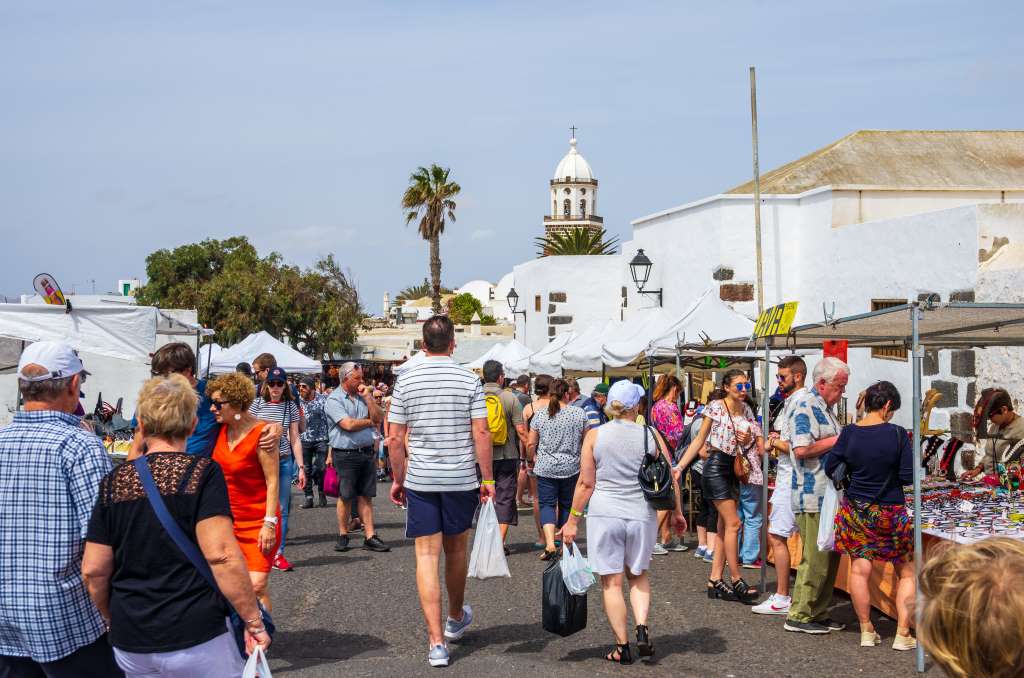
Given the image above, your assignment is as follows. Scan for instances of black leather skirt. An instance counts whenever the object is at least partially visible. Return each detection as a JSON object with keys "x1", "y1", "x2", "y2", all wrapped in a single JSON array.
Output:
[{"x1": 702, "y1": 450, "x2": 739, "y2": 502}]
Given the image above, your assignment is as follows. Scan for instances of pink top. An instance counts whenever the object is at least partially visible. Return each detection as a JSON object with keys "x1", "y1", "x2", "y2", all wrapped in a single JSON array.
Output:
[{"x1": 650, "y1": 399, "x2": 685, "y2": 451}]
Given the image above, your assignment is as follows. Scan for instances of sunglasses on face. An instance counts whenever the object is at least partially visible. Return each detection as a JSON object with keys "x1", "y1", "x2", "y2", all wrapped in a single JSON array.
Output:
[
  {"x1": 734, "y1": 382, "x2": 752, "y2": 392},
  {"x1": 268, "y1": 382, "x2": 286, "y2": 388},
  {"x1": 212, "y1": 399, "x2": 228, "y2": 411},
  {"x1": 776, "y1": 374, "x2": 787, "y2": 382}
]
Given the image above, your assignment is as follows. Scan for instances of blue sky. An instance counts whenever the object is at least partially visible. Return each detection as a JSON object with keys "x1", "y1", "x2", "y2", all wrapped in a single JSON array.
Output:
[{"x1": 2, "y1": 1, "x2": 1022, "y2": 312}]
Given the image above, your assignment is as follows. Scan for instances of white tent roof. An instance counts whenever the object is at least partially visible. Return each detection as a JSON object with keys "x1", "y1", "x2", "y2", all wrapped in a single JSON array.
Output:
[
  {"x1": 644, "y1": 290, "x2": 757, "y2": 358},
  {"x1": 198, "y1": 343, "x2": 224, "y2": 376},
  {"x1": 209, "y1": 331, "x2": 320, "y2": 374},
  {"x1": 519, "y1": 331, "x2": 578, "y2": 376},
  {"x1": 562, "y1": 309, "x2": 678, "y2": 373},
  {"x1": 393, "y1": 350, "x2": 427, "y2": 376},
  {"x1": 463, "y1": 340, "x2": 534, "y2": 377},
  {"x1": 0, "y1": 303, "x2": 211, "y2": 361}
]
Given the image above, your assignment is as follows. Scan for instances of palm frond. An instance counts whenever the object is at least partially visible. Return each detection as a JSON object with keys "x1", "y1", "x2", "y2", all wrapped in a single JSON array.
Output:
[{"x1": 534, "y1": 227, "x2": 620, "y2": 256}]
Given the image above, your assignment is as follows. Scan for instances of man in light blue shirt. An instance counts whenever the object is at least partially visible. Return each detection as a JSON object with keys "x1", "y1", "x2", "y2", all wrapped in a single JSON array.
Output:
[{"x1": 324, "y1": 362, "x2": 388, "y2": 554}]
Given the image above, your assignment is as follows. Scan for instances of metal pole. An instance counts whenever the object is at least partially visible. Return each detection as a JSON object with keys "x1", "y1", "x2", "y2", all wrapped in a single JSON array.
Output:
[
  {"x1": 759, "y1": 338, "x2": 772, "y2": 593},
  {"x1": 911, "y1": 304, "x2": 925, "y2": 673},
  {"x1": 750, "y1": 66, "x2": 765, "y2": 314}
]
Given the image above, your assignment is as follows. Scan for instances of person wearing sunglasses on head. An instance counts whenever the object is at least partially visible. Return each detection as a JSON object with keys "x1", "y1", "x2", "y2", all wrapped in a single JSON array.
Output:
[
  {"x1": 249, "y1": 367, "x2": 306, "y2": 572},
  {"x1": 674, "y1": 370, "x2": 764, "y2": 604}
]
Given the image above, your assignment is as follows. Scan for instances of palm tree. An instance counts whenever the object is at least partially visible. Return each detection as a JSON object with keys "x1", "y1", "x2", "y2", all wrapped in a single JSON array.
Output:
[
  {"x1": 402, "y1": 165, "x2": 461, "y2": 315},
  {"x1": 534, "y1": 227, "x2": 620, "y2": 257},
  {"x1": 396, "y1": 278, "x2": 452, "y2": 303}
]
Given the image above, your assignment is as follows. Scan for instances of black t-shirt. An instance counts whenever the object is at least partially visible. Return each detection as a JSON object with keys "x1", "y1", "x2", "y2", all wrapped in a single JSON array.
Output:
[{"x1": 86, "y1": 453, "x2": 234, "y2": 653}]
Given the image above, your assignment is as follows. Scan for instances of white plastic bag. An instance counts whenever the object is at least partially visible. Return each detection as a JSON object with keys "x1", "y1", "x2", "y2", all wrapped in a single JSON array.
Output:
[
  {"x1": 816, "y1": 484, "x2": 843, "y2": 552},
  {"x1": 467, "y1": 500, "x2": 511, "y2": 579},
  {"x1": 560, "y1": 543, "x2": 595, "y2": 595},
  {"x1": 242, "y1": 646, "x2": 273, "y2": 678}
]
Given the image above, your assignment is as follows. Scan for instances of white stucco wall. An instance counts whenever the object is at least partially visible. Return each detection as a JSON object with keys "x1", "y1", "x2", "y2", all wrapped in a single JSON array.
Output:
[
  {"x1": 454, "y1": 280, "x2": 495, "y2": 315},
  {"x1": 491, "y1": 272, "x2": 515, "y2": 323},
  {"x1": 511, "y1": 255, "x2": 625, "y2": 351}
]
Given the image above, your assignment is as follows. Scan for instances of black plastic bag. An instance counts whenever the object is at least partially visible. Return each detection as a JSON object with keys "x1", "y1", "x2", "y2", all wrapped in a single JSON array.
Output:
[{"x1": 542, "y1": 555, "x2": 587, "y2": 637}]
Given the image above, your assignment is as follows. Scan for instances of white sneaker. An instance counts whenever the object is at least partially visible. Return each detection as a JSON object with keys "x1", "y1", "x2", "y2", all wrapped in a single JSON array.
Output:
[
  {"x1": 652, "y1": 543, "x2": 669, "y2": 555},
  {"x1": 752, "y1": 593, "x2": 792, "y2": 615},
  {"x1": 443, "y1": 605, "x2": 473, "y2": 641},
  {"x1": 428, "y1": 643, "x2": 449, "y2": 667}
]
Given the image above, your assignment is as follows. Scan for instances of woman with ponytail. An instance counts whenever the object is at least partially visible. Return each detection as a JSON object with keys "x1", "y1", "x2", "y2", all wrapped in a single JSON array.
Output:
[{"x1": 527, "y1": 378, "x2": 589, "y2": 559}]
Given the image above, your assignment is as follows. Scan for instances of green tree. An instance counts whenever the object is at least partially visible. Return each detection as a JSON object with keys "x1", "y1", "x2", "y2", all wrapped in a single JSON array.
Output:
[
  {"x1": 137, "y1": 237, "x2": 362, "y2": 355},
  {"x1": 448, "y1": 293, "x2": 483, "y2": 325},
  {"x1": 396, "y1": 278, "x2": 452, "y2": 303},
  {"x1": 401, "y1": 165, "x2": 461, "y2": 315},
  {"x1": 534, "y1": 227, "x2": 620, "y2": 256}
]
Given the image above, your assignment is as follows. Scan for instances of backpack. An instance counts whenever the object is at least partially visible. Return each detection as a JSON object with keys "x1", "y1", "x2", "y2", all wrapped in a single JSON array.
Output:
[{"x1": 485, "y1": 394, "x2": 509, "y2": 445}]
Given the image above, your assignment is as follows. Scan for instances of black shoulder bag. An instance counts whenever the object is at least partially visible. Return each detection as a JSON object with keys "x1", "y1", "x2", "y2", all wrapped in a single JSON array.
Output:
[{"x1": 638, "y1": 425, "x2": 676, "y2": 511}]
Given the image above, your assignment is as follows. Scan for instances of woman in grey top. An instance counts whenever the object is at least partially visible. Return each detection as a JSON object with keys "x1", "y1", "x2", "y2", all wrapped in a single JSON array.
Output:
[
  {"x1": 562, "y1": 381, "x2": 685, "y2": 665},
  {"x1": 528, "y1": 378, "x2": 588, "y2": 560}
]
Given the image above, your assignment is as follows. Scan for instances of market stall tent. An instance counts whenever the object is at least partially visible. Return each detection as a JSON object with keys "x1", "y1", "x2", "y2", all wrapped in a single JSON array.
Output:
[
  {"x1": 209, "y1": 331, "x2": 321, "y2": 374},
  {"x1": 521, "y1": 330, "x2": 578, "y2": 376},
  {"x1": 688, "y1": 301, "x2": 1024, "y2": 673},
  {"x1": 561, "y1": 310, "x2": 676, "y2": 374},
  {"x1": 463, "y1": 340, "x2": 533, "y2": 377}
]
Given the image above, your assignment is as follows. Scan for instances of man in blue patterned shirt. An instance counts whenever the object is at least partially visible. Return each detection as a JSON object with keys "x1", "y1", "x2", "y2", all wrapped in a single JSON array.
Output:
[
  {"x1": 782, "y1": 357, "x2": 848, "y2": 636},
  {"x1": 299, "y1": 376, "x2": 330, "y2": 509},
  {"x1": 0, "y1": 342, "x2": 123, "y2": 676}
]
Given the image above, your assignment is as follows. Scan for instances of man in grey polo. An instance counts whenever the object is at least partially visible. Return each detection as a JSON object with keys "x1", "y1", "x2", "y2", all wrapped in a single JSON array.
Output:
[
  {"x1": 325, "y1": 362, "x2": 389, "y2": 553},
  {"x1": 482, "y1": 360, "x2": 528, "y2": 547}
]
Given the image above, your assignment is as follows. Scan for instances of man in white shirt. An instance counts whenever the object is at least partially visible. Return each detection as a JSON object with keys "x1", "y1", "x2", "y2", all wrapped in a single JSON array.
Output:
[
  {"x1": 752, "y1": 355, "x2": 806, "y2": 616},
  {"x1": 387, "y1": 316, "x2": 494, "y2": 668}
]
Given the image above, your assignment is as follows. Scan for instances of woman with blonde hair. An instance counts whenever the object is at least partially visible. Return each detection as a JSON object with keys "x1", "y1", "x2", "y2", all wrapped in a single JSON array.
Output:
[
  {"x1": 562, "y1": 380, "x2": 685, "y2": 664},
  {"x1": 920, "y1": 537, "x2": 1024, "y2": 677},
  {"x1": 207, "y1": 372, "x2": 282, "y2": 609},
  {"x1": 83, "y1": 375, "x2": 270, "y2": 677}
]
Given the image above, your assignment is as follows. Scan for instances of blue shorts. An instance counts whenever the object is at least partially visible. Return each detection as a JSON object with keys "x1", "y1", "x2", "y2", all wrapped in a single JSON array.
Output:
[{"x1": 405, "y1": 488, "x2": 480, "y2": 538}]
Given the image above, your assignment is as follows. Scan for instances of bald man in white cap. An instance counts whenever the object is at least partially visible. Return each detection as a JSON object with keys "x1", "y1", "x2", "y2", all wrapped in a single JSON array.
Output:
[{"x1": 0, "y1": 342, "x2": 123, "y2": 676}]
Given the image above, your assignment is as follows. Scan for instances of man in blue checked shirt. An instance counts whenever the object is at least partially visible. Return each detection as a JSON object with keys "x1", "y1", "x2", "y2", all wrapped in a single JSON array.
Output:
[{"x1": 0, "y1": 342, "x2": 124, "y2": 676}]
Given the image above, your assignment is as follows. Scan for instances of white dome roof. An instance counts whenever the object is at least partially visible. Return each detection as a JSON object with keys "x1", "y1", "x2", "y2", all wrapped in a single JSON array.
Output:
[{"x1": 553, "y1": 138, "x2": 594, "y2": 181}]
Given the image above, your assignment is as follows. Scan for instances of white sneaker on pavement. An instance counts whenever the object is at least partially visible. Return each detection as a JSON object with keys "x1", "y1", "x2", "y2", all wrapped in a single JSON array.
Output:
[
  {"x1": 752, "y1": 593, "x2": 792, "y2": 615},
  {"x1": 444, "y1": 605, "x2": 473, "y2": 641},
  {"x1": 652, "y1": 543, "x2": 669, "y2": 555}
]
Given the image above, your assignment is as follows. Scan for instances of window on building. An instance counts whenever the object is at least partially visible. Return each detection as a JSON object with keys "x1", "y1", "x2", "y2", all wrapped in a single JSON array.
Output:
[
  {"x1": 534, "y1": 295, "x2": 541, "y2": 312},
  {"x1": 553, "y1": 201, "x2": 557, "y2": 215},
  {"x1": 870, "y1": 299, "x2": 908, "y2": 361},
  {"x1": 580, "y1": 199, "x2": 587, "y2": 217},
  {"x1": 563, "y1": 199, "x2": 571, "y2": 216}
]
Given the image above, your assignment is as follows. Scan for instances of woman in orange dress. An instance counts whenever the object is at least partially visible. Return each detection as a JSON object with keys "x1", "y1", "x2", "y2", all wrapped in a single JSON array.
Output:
[{"x1": 206, "y1": 372, "x2": 281, "y2": 610}]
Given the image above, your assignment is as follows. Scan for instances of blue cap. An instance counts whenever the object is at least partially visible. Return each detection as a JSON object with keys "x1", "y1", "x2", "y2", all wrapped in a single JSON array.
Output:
[{"x1": 266, "y1": 366, "x2": 288, "y2": 383}]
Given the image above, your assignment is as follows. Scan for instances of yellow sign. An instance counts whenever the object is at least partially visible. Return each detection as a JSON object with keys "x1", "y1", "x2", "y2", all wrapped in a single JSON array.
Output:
[{"x1": 753, "y1": 302, "x2": 799, "y2": 338}]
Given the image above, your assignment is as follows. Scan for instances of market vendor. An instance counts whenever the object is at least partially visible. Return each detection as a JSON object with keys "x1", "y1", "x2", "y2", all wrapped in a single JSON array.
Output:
[{"x1": 960, "y1": 387, "x2": 1024, "y2": 480}]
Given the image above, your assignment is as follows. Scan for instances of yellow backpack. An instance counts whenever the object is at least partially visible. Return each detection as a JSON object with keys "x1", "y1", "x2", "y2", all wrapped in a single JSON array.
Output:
[{"x1": 485, "y1": 394, "x2": 508, "y2": 445}]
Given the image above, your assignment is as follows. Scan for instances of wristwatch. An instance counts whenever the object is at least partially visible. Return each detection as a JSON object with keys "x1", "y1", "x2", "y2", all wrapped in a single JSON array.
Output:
[{"x1": 263, "y1": 516, "x2": 278, "y2": 525}]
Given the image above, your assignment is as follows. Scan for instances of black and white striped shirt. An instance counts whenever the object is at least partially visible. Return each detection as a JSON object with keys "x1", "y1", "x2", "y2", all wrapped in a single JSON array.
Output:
[{"x1": 388, "y1": 355, "x2": 486, "y2": 492}]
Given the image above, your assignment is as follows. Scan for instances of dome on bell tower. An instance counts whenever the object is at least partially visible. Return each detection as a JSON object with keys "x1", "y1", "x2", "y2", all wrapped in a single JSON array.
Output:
[{"x1": 553, "y1": 138, "x2": 594, "y2": 181}]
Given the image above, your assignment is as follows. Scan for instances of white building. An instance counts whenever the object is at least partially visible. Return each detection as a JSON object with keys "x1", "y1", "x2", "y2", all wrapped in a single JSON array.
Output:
[{"x1": 509, "y1": 130, "x2": 1024, "y2": 441}]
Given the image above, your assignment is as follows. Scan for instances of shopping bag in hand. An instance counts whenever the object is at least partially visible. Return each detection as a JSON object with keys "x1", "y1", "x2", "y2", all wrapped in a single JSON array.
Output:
[
  {"x1": 323, "y1": 466, "x2": 340, "y2": 499},
  {"x1": 467, "y1": 501, "x2": 510, "y2": 579},
  {"x1": 816, "y1": 483, "x2": 843, "y2": 552},
  {"x1": 542, "y1": 555, "x2": 587, "y2": 637},
  {"x1": 560, "y1": 543, "x2": 595, "y2": 595},
  {"x1": 242, "y1": 646, "x2": 273, "y2": 678}
]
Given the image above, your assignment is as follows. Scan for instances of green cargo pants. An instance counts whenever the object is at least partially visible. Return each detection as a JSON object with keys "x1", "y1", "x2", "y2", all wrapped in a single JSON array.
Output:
[{"x1": 787, "y1": 510, "x2": 841, "y2": 623}]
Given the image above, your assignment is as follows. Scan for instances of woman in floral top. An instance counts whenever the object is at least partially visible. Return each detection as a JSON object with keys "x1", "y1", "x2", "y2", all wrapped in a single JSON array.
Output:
[
  {"x1": 676, "y1": 370, "x2": 764, "y2": 603},
  {"x1": 650, "y1": 375, "x2": 687, "y2": 554}
]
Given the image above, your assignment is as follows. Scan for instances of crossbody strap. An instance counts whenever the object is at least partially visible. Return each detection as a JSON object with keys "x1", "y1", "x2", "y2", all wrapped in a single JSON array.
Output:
[{"x1": 133, "y1": 457, "x2": 224, "y2": 600}]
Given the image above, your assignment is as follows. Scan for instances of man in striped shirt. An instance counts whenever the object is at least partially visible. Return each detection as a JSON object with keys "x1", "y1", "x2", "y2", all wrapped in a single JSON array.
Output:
[{"x1": 387, "y1": 316, "x2": 494, "y2": 668}]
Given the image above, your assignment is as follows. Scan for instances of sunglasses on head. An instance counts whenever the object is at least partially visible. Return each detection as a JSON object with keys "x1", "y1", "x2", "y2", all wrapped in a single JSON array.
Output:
[{"x1": 734, "y1": 382, "x2": 752, "y2": 392}]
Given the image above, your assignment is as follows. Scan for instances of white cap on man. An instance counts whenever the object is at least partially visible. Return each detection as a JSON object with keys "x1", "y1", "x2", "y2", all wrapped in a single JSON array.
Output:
[{"x1": 17, "y1": 341, "x2": 88, "y2": 382}]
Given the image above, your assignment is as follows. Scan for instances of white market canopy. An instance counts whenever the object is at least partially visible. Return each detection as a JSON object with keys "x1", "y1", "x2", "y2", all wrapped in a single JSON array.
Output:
[
  {"x1": 0, "y1": 303, "x2": 212, "y2": 361},
  {"x1": 541, "y1": 321, "x2": 614, "y2": 376},
  {"x1": 393, "y1": 350, "x2": 426, "y2": 376},
  {"x1": 688, "y1": 302, "x2": 1024, "y2": 352},
  {"x1": 462, "y1": 340, "x2": 534, "y2": 377},
  {"x1": 209, "y1": 331, "x2": 321, "y2": 374},
  {"x1": 198, "y1": 343, "x2": 224, "y2": 376}
]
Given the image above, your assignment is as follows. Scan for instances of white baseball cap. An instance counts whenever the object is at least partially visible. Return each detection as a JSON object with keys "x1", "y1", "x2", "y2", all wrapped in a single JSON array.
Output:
[
  {"x1": 607, "y1": 380, "x2": 645, "y2": 409},
  {"x1": 17, "y1": 341, "x2": 88, "y2": 382}
]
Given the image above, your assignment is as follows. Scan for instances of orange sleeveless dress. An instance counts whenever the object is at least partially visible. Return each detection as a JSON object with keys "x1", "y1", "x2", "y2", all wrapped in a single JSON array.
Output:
[{"x1": 212, "y1": 422, "x2": 281, "y2": 573}]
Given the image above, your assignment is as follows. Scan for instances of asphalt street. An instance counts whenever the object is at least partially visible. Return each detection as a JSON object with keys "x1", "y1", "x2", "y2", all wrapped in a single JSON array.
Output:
[{"x1": 266, "y1": 484, "x2": 933, "y2": 677}]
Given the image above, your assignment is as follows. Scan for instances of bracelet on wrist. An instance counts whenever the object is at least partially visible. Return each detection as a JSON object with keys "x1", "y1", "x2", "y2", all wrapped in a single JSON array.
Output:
[
  {"x1": 569, "y1": 507, "x2": 583, "y2": 517},
  {"x1": 480, "y1": 479, "x2": 495, "y2": 485}
]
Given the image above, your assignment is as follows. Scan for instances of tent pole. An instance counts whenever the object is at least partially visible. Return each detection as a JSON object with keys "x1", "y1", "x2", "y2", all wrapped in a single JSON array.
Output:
[
  {"x1": 194, "y1": 331, "x2": 201, "y2": 376},
  {"x1": 911, "y1": 304, "x2": 925, "y2": 673},
  {"x1": 759, "y1": 338, "x2": 772, "y2": 594}
]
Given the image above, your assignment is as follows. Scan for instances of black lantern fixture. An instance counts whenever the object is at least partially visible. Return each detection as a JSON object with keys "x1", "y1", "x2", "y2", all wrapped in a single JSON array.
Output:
[
  {"x1": 628, "y1": 249, "x2": 662, "y2": 306},
  {"x1": 507, "y1": 287, "x2": 526, "y2": 319}
]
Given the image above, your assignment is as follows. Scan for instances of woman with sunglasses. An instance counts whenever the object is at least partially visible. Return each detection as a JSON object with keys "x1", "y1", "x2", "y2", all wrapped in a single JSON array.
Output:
[
  {"x1": 207, "y1": 372, "x2": 281, "y2": 610},
  {"x1": 675, "y1": 369, "x2": 764, "y2": 603},
  {"x1": 249, "y1": 367, "x2": 306, "y2": 572}
]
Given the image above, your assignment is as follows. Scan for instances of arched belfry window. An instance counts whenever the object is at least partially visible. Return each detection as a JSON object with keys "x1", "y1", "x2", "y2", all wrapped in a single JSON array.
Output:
[
  {"x1": 580, "y1": 199, "x2": 587, "y2": 217},
  {"x1": 563, "y1": 199, "x2": 571, "y2": 216},
  {"x1": 553, "y1": 201, "x2": 557, "y2": 215}
]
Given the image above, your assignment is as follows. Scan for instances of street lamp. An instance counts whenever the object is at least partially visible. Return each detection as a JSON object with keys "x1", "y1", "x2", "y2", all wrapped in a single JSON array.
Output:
[
  {"x1": 506, "y1": 287, "x2": 527, "y2": 319},
  {"x1": 628, "y1": 249, "x2": 663, "y2": 306}
]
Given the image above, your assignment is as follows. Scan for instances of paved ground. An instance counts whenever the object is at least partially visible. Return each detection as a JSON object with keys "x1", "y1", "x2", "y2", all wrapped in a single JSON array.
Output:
[{"x1": 266, "y1": 485, "x2": 932, "y2": 677}]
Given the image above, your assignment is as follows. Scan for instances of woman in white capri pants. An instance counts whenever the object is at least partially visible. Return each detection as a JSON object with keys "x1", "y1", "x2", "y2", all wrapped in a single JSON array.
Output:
[{"x1": 561, "y1": 380, "x2": 685, "y2": 665}]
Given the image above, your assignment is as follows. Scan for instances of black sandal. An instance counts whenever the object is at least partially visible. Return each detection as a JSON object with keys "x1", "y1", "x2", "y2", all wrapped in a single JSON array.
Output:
[
  {"x1": 635, "y1": 625, "x2": 654, "y2": 659},
  {"x1": 706, "y1": 578, "x2": 738, "y2": 601},
  {"x1": 605, "y1": 643, "x2": 633, "y2": 665},
  {"x1": 732, "y1": 578, "x2": 758, "y2": 603}
]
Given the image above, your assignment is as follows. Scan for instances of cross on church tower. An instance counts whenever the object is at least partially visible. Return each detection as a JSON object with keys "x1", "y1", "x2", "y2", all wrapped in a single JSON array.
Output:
[{"x1": 570, "y1": 124, "x2": 577, "y2": 139}]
